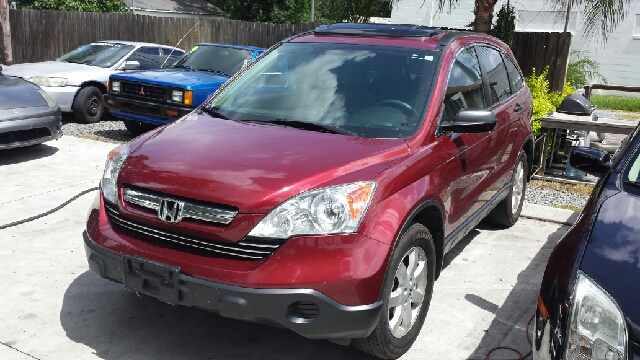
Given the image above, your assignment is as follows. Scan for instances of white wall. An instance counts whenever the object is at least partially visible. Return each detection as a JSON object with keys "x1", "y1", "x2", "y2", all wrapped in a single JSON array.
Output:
[{"x1": 391, "y1": 0, "x2": 640, "y2": 96}]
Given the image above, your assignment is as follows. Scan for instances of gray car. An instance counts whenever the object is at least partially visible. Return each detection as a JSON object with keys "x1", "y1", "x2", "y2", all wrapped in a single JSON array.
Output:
[
  {"x1": 0, "y1": 67, "x2": 63, "y2": 150},
  {"x1": 2, "y1": 41, "x2": 185, "y2": 123}
]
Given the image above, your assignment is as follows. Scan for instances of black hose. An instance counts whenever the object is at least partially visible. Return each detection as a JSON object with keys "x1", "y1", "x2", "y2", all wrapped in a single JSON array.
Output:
[{"x1": 0, "y1": 187, "x2": 99, "y2": 230}]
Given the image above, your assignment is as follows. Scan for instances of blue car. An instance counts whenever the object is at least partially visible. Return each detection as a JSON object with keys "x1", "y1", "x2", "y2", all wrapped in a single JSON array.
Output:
[{"x1": 105, "y1": 43, "x2": 264, "y2": 135}]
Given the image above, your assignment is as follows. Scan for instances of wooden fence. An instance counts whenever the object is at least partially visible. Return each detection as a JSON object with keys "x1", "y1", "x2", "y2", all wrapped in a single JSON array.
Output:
[
  {"x1": 8, "y1": 9, "x2": 317, "y2": 64},
  {"x1": 7, "y1": 9, "x2": 571, "y2": 91},
  {"x1": 511, "y1": 31, "x2": 572, "y2": 92}
]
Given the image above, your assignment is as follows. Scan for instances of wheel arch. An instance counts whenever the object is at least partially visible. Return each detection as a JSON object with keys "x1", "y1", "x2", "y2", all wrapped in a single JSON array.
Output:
[
  {"x1": 523, "y1": 134, "x2": 534, "y2": 181},
  {"x1": 72, "y1": 81, "x2": 108, "y2": 104}
]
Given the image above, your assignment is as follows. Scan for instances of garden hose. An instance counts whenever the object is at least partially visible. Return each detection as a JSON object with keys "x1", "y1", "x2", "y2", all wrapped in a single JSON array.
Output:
[{"x1": 0, "y1": 187, "x2": 99, "y2": 230}]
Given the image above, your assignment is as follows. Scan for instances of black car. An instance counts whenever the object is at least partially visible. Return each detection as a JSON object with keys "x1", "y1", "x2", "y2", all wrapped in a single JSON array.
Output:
[
  {"x1": 0, "y1": 66, "x2": 62, "y2": 149},
  {"x1": 534, "y1": 126, "x2": 640, "y2": 360}
]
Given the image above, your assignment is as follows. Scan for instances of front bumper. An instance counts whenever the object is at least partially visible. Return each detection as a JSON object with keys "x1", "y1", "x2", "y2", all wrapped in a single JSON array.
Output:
[
  {"x1": 41, "y1": 86, "x2": 79, "y2": 112},
  {"x1": 105, "y1": 94, "x2": 192, "y2": 125},
  {"x1": 0, "y1": 107, "x2": 62, "y2": 150},
  {"x1": 84, "y1": 231, "x2": 383, "y2": 339}
]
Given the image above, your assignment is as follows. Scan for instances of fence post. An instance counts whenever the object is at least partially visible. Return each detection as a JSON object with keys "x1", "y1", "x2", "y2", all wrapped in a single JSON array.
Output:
[
  {"x1": 0, "y1": 0, "x2": 12, "y2": 65},
  {"x1": 584, "y1": 85, "x2": 592, "y2": 101}
]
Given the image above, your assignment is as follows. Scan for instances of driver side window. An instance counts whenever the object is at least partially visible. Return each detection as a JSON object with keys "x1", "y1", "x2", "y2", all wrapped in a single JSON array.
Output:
[{"x1": 442, "y1": 47, "x2": 486, "y2": 124}]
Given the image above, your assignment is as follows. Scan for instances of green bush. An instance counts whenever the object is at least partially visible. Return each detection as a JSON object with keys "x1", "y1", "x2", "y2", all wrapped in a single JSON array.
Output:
[
  {"x1": 566, "y1": 50, "x2": 607, "y2": 90},
  {"x1": 525, "y1": 67, "x2": 575, "y2": 137}
]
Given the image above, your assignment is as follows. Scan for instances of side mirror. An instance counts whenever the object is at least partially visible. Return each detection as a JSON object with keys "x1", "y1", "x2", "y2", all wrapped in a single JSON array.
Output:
[
  {"x1": 441, "y1": 109, "x2": 497, "y2": 133},
  {"x1": 121, "y1": 61, "x2": 140, "y2": 70},
  {"x1": 569, "y1": 147, "x2": 611, "y2": 177}
]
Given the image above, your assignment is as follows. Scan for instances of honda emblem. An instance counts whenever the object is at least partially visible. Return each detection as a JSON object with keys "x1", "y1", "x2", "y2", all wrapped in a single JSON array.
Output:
[{"x1": 158, "y1": 199, "x2": 184, "y2": 223}]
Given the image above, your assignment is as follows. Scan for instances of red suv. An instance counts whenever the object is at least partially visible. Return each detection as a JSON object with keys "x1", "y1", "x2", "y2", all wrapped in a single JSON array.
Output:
[{"x1": 84, "y1": 23, "x2": 533, "y2": 359}]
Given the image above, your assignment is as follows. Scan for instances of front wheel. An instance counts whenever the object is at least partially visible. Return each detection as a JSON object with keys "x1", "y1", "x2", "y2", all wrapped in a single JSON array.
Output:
[
  {"x1": 123, "y1": 120, "x2": 156, "y2": 136},
  {"x1": 352, "y1": 223, "x2": 436, "y2": 359},
  {"x1": 72, "y1": 86, "x2": 104, "y2": 123},
  {"x1": 487, "y1": 150, "x2": 528, "y2": 227}
]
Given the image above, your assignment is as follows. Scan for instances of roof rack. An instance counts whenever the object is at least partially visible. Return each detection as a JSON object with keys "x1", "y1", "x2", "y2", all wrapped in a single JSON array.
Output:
[{"x1": 313, "y1": 23, "x2": 443, "y2": 38}]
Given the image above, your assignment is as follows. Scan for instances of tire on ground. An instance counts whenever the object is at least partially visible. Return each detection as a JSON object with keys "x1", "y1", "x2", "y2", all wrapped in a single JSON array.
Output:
[
  {"x1": 123, "y1": 120, "x2": 156, "y2": 136},
  {"x1": 352, "y1": 223, "x2": 436, "y2": 359},
  {"x1": 72, "y1": 86, "x2": 104, "y2": 123}
]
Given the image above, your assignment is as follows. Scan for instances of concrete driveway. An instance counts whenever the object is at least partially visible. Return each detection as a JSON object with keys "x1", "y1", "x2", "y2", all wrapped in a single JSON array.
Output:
[{"x1": 0, "y1": 136, "x2": 572, "y2": 360}]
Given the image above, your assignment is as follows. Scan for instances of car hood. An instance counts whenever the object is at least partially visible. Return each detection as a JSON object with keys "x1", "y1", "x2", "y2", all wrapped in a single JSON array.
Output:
[
  {"x1": 1, "y1": 61, "x2": 112, "y2": 85},
  {"x1": 111, "y1": 69, "x2": 228, "y2": 89},
  {"x1": 0, "y1": 75, "x2": 47, "y2": 109},
  {"x1": 580, "y1": 190, "x2": 640, "y2": 342},
  {"x1": 118, "y1": 114, "x2": 410, "y2": 213}
]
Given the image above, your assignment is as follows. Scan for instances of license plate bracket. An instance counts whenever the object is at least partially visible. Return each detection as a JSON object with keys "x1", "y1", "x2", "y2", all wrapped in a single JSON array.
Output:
[{"x1": 123, "y1": 256, "x2": 180, "y2": 305}]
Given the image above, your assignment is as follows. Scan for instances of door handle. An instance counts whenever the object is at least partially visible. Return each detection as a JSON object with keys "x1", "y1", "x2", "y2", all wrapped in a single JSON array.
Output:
[{"x1": 514, "y1": 104, "x2": 524, "y2": 113}]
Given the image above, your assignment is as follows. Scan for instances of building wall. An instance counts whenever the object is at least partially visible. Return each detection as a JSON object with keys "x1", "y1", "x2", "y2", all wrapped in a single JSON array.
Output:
[{"x1": 391, "y1": 0, "x2": 640, "y2": 96}]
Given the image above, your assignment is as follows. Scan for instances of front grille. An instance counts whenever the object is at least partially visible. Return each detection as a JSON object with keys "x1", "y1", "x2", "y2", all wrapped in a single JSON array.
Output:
[
  {"x1": 104, "y1": 202, "x2": 284, "y2": 261},
  {"x1": 0, "y1": 127, "x2": 51, "y2": 145},
  {"x1": 120, "y1": 81, "x2": 168, "y2": 101},
  {"x1": 124, "y1": 187, "x2": 237, "y2": 225}
]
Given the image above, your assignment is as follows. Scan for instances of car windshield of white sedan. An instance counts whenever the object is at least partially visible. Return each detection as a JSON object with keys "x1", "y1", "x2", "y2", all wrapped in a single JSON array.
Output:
[
  {"x1": 204, "y1": 43, "x2": 439, "y2": 138},
  {"x1": 172, "y1": 45, "x2": 254, "y2": 76},
  {"x1": 57, "y1": 43, "x2": 135, "y2": 68}
]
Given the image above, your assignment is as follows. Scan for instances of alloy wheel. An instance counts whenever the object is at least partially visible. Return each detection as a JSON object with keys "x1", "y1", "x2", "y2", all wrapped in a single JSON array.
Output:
[
  {"x1": 388, "y1": 246, "x2": 427, "y2": 338},
  {"x1": 511, "y1": 159, "x2": 524, "y2": 213}
]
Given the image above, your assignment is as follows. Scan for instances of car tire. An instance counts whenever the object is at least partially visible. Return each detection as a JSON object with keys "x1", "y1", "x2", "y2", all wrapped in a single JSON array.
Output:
[
  {"x1": 352, "y1": 223, "x2": 435, "y2": 359},
  {"x1": 486, "y1": 150, "x2": 528, "y2": 227},
  {"x1": 72, "y1": 86, "x2": 104, "y2": 123},
  {"x1": 123, "y1": 120, "x2": 156, "y2": 136}
]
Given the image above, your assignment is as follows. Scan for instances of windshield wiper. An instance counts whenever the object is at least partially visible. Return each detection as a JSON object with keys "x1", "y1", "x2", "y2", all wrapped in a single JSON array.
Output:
[
  {"x1": 199, "y1": 107, "x2": 228, "y2": 120},
  {"x1": 173, "y1": 64, "x2": 195, "y2": 71},
  {"x1": 63, "y1": 59, "x2": 87, "y2": 64},
  {"x1": 201, "y1": 69, "x2": 231, "y2": 77},
  {"x1": 241, "y1": 119, "x2": 354, "y2": 136}
]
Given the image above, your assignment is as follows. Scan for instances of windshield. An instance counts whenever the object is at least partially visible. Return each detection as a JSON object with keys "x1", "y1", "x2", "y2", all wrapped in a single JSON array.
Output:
[
  {"x1": 203, "y1": 42, "x2": 438, "y2": 138},
  {"x1": 172, "y1": 45, "x2": 254, "y2": 76},
  {"x1": 58, "y1": 43, "x2": 134, "y2": 68}
]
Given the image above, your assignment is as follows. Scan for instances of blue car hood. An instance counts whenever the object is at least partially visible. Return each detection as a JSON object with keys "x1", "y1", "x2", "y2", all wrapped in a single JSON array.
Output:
[{"x1": 111, "y1": 69, "x2": 228, "y2": 89}]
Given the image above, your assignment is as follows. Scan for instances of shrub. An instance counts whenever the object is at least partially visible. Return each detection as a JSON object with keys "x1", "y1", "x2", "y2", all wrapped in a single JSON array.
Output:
[
  {"x1": 566, "y1": 50, "x2": 607, "y2": 90},
  {"x1": 525, "y1": 66, "x2": 575, "y2": 137}
]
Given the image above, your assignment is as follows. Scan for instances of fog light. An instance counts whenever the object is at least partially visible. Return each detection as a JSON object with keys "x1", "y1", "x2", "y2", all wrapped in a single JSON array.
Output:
[
  {"x1": 107, "y1": 99, "x2": 115, "y2": 105},
  {"x1": 166, "y1": 109, "x2": 178, "y2": 117}
]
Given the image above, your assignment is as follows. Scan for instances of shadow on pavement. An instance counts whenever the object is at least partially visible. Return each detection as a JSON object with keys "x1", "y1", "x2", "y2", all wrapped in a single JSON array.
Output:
[
  {"x1": 0, "y1": 143, "x2": 58, "y2": 166},
  {"x1": 466, "y1": 222, "x2": 571, "y2": 359},
  {"x1": 60, "y1": 272, "x2": 377, "y2": 360}
]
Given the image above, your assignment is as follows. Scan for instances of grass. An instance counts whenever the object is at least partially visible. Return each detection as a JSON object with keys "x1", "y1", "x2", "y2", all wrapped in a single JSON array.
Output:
[
  {"x1": 590, "y1": 95, "x2": 640, "y2": 112},
  {"x1": 529, "y1": 180, "x2": 594, "y2": 196},
  {"x1": 552, "y1": 204, "x2": 584, "y2": 212},
  {"x1": 612, "y1": 111, "x2": 640, "y2": 120}
]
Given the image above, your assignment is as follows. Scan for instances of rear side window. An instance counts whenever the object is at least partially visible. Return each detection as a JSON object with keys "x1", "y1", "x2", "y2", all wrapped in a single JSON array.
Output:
[
  {"x1": 161, "y1": 48, "x2": 184, "y2": 67},
  {"x1": 442, "y1": 47, "x2": 486, "y2": 124},
  {"x1": 128, "y1": 47, "x2": 162, "y2": 69},
  {"x1": 502, "y1": 54, "x2": 524, "y2": 93},
  {"x1": 477, "y1": 46, "x2": 512, "y2": 105}
]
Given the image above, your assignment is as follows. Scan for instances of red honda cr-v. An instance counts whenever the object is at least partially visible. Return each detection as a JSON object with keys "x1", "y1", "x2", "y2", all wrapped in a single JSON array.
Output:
[{"x1": 84, "y1": 23, "x2": 533, "y2": 359}]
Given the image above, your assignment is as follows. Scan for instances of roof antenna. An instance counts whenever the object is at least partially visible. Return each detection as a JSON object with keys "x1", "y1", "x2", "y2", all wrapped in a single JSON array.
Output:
[{"x1": 162, "y1": 21, "x2": 200, "y2": 68}]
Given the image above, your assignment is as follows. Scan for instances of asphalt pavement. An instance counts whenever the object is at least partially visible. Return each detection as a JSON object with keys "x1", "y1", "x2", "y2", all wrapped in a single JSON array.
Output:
[{"x1": 0, "y1": 136, "x2": 574, "y2": 360}]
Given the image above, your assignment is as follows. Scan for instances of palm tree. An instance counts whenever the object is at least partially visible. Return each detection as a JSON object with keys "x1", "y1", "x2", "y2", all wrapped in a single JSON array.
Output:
[{"x1": 404, "y1": 0, "x2": 631, "y2": 40}]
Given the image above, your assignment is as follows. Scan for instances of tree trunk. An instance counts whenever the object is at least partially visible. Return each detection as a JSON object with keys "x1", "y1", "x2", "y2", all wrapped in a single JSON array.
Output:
[
  {"x1": 472, "y1": 0, "x2": 498, "y2": 33},
  {"x1": 0, "y1": 0, "x2": 12, "y2": 65}
]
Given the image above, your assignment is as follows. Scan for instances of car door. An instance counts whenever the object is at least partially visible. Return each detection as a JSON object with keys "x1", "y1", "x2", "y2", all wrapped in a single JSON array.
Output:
[
  {"x1": 437, "y1": 46, "x2": 498, "y2": 234},
  {"x1": 126, "y1": 47, "x2": 163, "y2": 70},
  {"x1": 476, "y1": 46, "x2": 523, "y2": 194}
]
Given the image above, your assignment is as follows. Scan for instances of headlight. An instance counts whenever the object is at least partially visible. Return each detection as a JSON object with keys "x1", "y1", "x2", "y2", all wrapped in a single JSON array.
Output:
[
  {"x1": 565, "y1": 271, "x2": 627, "y2": 360},
  {"x1": 171, "y1": 90, "x2": 193, "y2": 106},
  {"x1": 248, "y1": 181, "x2": 377, "y2": 239},
  {"x1": 36, "y1": 89, "x2": 58, "y2": 108},
  {"x1": 28, "y1": 76, "x2": 68, "y2": 87},
  {"x1": 171, "y1": 90, "x2": 183, "y2": 102},
  {"x1": 111, "y1": 81, "x2": 121, "y2": 93},
  {"x1": 101, "y1": 144, "x2": 130, "y2": 204}
]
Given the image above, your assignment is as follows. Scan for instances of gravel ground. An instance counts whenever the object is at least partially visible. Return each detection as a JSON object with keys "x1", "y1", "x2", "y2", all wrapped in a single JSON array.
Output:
[
  {"x1": 524, "y1": 186, "x2": 588, "y2": 211},
  {"x1": 61, "y1": 114, "x2": 134, "y2": 145},
  {"x1": 594, "y1": 109, "x2": 623, "y2": 120}
]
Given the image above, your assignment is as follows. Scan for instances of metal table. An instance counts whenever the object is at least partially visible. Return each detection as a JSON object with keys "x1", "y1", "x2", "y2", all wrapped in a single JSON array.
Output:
[{"x1": 537, "y1": 112, "x2": 638, "y2": 175}]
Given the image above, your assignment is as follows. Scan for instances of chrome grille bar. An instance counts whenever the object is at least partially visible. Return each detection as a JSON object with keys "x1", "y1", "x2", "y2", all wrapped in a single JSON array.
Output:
[
  {"x1": 124, "y1": 188, "x2": 238, "y2": 225},
  {"x1": 105, "y1": 203, "x2": 281, "y2": 260}
]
